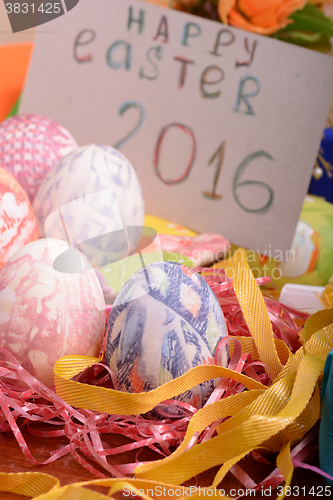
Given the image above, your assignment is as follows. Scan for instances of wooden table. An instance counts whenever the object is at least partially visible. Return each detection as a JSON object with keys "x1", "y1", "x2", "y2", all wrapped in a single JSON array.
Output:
[{"x1": 0, "y1": 422, "x2": 328, "y2": 499}]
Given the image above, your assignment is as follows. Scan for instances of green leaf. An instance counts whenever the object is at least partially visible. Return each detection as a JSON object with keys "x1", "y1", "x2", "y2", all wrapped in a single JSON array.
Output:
[
  {"x1": 278, "y1": 30, "x2": 324, "y2": 42},
  {"x1": 285, "y1": 3, "x2": 333, "y2": 36},
  {"x1": 6, "y1": 95, "x2": 21, "y2": 118},
  {"x1": 274, "y1": 30, "x2": 332, "y2": 52}
]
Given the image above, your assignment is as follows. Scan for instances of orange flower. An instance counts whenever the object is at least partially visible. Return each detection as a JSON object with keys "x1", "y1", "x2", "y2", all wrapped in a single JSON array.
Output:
[
  {"x1": 308, "y1": 0, "x2": 333, "y2": 5},
  {"x1": 143, "y1": 0, "x2": 170, "y2": 7},
  {"x1": 218, "y1": 0, "x2": 307, "y2": 35}
]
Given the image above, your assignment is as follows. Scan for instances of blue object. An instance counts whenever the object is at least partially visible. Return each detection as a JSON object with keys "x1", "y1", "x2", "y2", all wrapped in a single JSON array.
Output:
[
  {"x1": 308, "y1": 127, "x2": 333, "y2": 204},
  {"x1": 319, "y1": 349, "x2": 333, "y2": 485}
]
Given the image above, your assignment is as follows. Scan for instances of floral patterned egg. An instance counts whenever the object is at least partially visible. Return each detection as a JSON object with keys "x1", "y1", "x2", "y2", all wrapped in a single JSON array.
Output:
[
  {"x1": 33, "y1": 144, "x2": 145, "y2": 269},
  {"x1": 0, "y1": 167, "x2": 38, "y2": 268},
  {"x1": 0, "y1": 114, "x2": 77, "y2": 202},
  {"x1": 105, "y1": 261, "x2": 228, "y2": 410},
  {"x1": 0, "y1": 238, "x2": 106, "y2": 387}
]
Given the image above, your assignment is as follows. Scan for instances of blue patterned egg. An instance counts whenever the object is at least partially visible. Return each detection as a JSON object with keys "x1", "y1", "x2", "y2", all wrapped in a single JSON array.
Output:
[
  {"x1": 105, "y1": 261, "x2": 228, "y2": 410},
  {"x1": 33, "y1": 145, "x2": 145, "y2": 268}
]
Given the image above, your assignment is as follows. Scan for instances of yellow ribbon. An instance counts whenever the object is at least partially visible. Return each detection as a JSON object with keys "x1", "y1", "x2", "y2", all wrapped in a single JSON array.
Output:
[
  {"x1": 2, "y1": 248, "x2": 333, "y2": 500},
  {"x1": 0, "y1": 472, "x2": 59, "y2": 497}
]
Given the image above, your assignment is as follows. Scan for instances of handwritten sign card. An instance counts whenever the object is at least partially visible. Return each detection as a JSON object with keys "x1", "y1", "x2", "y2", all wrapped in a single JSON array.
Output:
[{"x1": 20, "y1": 0, "x2": 333, "y2": 254}]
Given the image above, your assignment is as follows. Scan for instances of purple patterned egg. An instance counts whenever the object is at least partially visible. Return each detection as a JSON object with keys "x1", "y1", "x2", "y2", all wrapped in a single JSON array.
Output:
[
  {"x1": 0, "y1": 114, "x2": 77, "y2": 202},
  {"x1": 0, "y1": 238, "x2": 105, "y2": 387},
  {"x1": 105, "y1": 261, "x2": 228, "y2": 410},
  {"x1": 33, "y1": 144, "x2": 145, "y2": 269}
]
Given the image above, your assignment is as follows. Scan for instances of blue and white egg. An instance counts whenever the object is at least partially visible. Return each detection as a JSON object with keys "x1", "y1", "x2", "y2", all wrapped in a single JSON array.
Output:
[
  {"x1": 105, "y1": 261, "x2": 228, "y2": 410},
  {"x1": 33, "y1": 145, "x2": 145, "y2": 269}
]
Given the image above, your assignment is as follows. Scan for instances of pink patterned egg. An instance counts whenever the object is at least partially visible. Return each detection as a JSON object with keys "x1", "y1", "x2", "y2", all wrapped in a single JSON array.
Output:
[
  {"x1": 0, "y1": 238, "x2": 106, "y2": 387},
  {"x1": 0, "y1": 167, "x2": 38, "y2": 268},
  {"x1": 0, "y1": 114, "x2": 77, "y2": 202}
]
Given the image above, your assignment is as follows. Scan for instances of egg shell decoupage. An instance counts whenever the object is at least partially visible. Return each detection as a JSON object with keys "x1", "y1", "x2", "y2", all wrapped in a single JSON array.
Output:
[
  {"x1": 0, "y1": 167, "x2": 38, "y2": 268},
  {"x1": 0, "y1": 238, "x2": 106, "y2": 387},
  {"x1": 105, "y1": 261, "x2": 228, "y2": 410},
  {"x1": 0, "y1": 114, "x2": 77, "y2": 202},
  {"x1": 33, "y1": 145, "x2": 145, "y2": 269}
]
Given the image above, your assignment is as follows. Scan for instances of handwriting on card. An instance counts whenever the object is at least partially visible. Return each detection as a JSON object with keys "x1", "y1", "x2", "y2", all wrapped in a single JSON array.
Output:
[
  {"x1": 20, "y1": 0, "x2": 333, "y2": 253},
  {"x1": 71, "y1": 5, "x2": 271, "y2": 214},
  {"x1": 74, "y1": 9, "x2": 260, "y2": 116}
]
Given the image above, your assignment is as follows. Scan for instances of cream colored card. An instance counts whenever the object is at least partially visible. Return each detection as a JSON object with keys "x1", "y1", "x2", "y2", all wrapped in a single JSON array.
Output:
[{"x1": 20, "y1": 0, "x2": 333, "y2": 254}]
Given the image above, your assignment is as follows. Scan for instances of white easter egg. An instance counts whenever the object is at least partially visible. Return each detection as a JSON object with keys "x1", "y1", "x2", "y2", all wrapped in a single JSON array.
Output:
[{"x1": 33, "y1": 144, "x2": 145, "y2": 268}]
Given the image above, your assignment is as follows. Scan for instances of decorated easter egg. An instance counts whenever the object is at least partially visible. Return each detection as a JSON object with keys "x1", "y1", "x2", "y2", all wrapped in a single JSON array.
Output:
[
  {"x1": 33, "y1": 144, "x2": 145, "y2": 269},
  {"x1": 232, "y1": 195, "x2": 333, "y2": 289},
  {"x1": 105, "y1": 261, "x2": 228, "y2": 410},
  {"x1": 0, "y1": 114, "x2": 77, "y2": 202},
  {"x1": 0, "y1": 167, "x2": 38, "y2": 268},
  {"x1": 0, "y1": 238, "x2": 105, "y2": 387},
  {"x1": 277, "y1": 220, "x2": 319, "y2": 279}
]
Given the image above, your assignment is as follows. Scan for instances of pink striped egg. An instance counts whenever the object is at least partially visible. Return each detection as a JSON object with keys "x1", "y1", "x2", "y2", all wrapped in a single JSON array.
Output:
[
  {"x1": 0, "y1": 238, "x2": 105, "y2": 387},
  {"x1": 0, "y1": 114, "x2": 77, "y2": 202}
]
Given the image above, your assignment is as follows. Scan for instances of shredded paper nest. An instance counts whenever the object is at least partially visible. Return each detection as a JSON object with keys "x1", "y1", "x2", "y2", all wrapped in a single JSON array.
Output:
[{"x1": 1, "y1": 248, "x2": 333, "y2": 499}]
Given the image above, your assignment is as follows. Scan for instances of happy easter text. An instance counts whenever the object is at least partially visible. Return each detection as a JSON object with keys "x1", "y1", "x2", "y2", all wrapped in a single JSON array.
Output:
[{"x1": 73, "y1": 5, "x2": 261, "y2": 116}]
